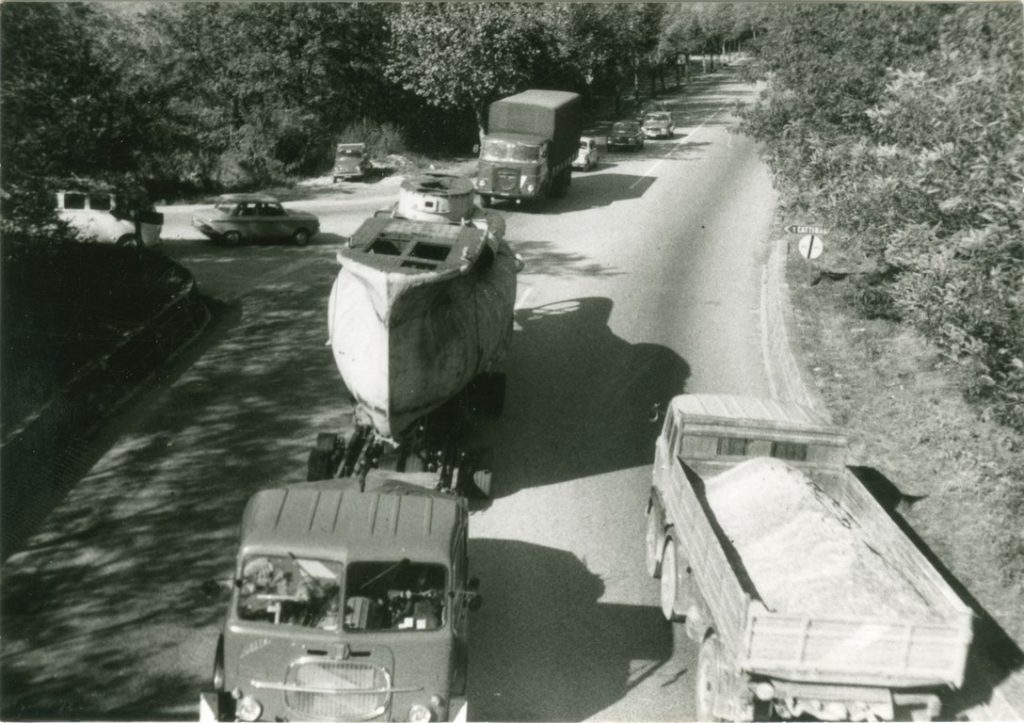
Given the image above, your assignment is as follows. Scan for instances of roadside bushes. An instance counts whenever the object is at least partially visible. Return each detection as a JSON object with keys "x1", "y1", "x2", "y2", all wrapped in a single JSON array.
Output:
[
  {"x1": 741, "y1": 4, "x2": 1024, "y2": 432},
  {"x1": 338, "y1": 118, "x2": 408, "y2": 162}
]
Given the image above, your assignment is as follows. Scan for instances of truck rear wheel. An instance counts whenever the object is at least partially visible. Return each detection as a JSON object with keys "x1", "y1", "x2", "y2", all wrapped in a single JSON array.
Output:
[
  {"x1": 659, "y1": 538, "x2": 686, "y2": 621},
  {"x1": 696, "y1": 635, "x2": 724, "y2": 722}
]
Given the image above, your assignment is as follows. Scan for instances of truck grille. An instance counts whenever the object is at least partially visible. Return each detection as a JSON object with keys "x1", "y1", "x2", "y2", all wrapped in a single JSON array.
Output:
[
  {"x1": 285, "y1": 660, "x2": 390, "y2": 721},
  {"x1": 495, "y1": 169, "x2": 519, "y2": 193}
]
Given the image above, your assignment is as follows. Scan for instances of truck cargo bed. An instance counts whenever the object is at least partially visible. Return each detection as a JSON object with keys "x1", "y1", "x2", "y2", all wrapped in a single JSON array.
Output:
[{"x1": 674, "y1": 458, "x2": 972, "y2": 688}]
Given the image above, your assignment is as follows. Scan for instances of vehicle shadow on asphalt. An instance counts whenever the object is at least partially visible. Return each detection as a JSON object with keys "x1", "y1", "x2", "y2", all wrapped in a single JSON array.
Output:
[
  {"x1": 472, "y1": 298, "x2": 690, "y2": 500},
  {"x1": 468, "y1": 538, "x2": 674, "y2": 721},
  {"x1": 518, "y1": 174, "x2": 655, "y2": 214}
]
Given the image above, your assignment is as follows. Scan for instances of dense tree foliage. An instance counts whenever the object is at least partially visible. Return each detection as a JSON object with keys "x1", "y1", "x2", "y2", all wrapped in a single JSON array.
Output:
[
  {"x1": 5, "y1": 3, "x2": 1017, "y2": 430},
  {"x1": 1, "y1": 1, "x2": 748, "y2": 194},
  {"x1": 739, "y1": 4, "x2": 1024, "y2": 431}
]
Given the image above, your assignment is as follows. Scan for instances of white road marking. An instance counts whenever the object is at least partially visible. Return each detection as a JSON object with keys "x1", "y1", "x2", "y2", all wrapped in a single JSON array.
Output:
[{"x1": 630, "y1": 101, "x2": 732, "y2": 190}]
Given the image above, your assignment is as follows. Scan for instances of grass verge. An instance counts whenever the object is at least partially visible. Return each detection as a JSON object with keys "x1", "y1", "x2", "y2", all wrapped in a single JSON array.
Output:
[{"x1": 786, "y1": 251, "x2": 1024, "y2": 647}]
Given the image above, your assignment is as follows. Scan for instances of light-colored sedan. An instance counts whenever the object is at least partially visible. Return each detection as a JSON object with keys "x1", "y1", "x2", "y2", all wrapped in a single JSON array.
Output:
[
  {"x1": 642, "y1": 112, "x2": 675, "y2": 139},
  {"x1": 191, "y1": 194, "x2": 320, "y2": 246}
]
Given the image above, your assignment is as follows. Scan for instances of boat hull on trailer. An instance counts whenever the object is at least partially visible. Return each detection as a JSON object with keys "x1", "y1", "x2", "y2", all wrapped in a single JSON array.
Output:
[{"x1": 329, "y1": 215, "x2": 517, "y2": 438}]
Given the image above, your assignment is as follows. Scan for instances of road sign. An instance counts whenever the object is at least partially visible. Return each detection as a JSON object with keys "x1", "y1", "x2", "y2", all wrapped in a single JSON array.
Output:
[
  {"x1": 798, "y1": 234, "x2": 824, "y2": 260},
  {"x1": 785, "y1": 224, "x2": 830, "y2": 235}
]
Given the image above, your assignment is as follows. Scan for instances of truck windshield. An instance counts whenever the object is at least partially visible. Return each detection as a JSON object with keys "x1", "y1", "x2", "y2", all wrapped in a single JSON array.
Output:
[
  {"x1": 236, "y1": 554, "x2": 343, "y2": 630},
  {"x1": 481, "y1": 139, "x2": 539, "y2": 162},
  {"x1": 343, "y1": 561, "x2": 447, "y2": 632}
]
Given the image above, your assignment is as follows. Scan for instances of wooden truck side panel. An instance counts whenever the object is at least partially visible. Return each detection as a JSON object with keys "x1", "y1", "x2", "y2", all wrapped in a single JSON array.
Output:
[{"x1": 654, "y1": 414, "x2": 758, "y2": 656}]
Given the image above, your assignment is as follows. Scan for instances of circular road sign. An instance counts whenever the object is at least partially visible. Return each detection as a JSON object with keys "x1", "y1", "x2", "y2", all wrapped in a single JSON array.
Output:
[{"x1": 798, "y1": 234, "x2": 824, "y2": 260}]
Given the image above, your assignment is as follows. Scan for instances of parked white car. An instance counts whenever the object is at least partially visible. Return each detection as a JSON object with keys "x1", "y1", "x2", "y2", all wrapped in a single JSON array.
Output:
[{"x1": 56, "y1": 190, "x2": 163, "y2": 248}]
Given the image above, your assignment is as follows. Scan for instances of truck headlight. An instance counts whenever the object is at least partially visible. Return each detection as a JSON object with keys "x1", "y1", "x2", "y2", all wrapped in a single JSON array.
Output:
[
  {"x1": 409, "y1": 703, "x2": 434, "y2": 722},
  {"x1": 235, "y1": 695, "x2": 263, "y2": 722},
  {"x1": 477, "y1": 178, "x2": 486, "y2": 188},
  {"x1": 526, "y1": 183, "x2": 535, "y2": 193}
]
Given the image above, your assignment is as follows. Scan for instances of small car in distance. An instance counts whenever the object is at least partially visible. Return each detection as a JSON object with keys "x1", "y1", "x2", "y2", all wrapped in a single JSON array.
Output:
[
  {"x1": 333, "y1": 142, "x2": 371, "y2": 182},
  {"x1": 192, "y1": 194, "x2": 320, "y2": 246},
  {"x1": 572, "y1": 135, "x2": 602, "y2": 171},
  {"x1": 642, "y1": 111, "x2": 675, "y2": 139},
  {"x1": 56, "y1": 189, "x2": 163, "y2": 248},
  {"x1": 607, "y1": 121, "x2": 645, "y2": 151}
]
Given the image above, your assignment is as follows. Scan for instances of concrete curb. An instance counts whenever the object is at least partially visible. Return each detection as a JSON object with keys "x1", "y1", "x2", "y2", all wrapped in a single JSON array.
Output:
[
  {"x1": 760, "y1": 237, "x2": 831, "y2": 420},
  {"x1": 760, "y1": 235, "x2": 1024, "y2": 721}
]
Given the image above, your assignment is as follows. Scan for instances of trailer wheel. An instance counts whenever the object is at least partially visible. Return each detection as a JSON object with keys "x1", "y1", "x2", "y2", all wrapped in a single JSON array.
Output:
[
  {"x1": 659, "y1": 538, "x2": 686, "y2": 621},
  {"x1": 307, "y1": 449, "x2": 332, "y2": 481},
  {"x1": 696, "y1": 635, "x2": 724, "y2": 722},
  {"x1": 485, "y1": 373, "x2": 506, "y2": 416},
  {"x1": 645, "y1": 499, "x2": 664, "y2": 578},
  {"x1": 315, "y1": 432, "x2": 338, "y2": 452}
]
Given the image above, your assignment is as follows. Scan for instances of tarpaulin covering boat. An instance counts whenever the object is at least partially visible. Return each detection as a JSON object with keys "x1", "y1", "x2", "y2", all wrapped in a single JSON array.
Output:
[{"x1": 328, "y1": 175, "x2": 517, "y2": 438}]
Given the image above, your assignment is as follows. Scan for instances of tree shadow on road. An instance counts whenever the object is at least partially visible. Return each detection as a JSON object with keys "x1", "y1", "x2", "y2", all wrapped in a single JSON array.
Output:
[
  {"x1": 0, "y1": 262, "x2": 352, "y2": 719},
  {"x1": 468, "y1": 538, "x2": 673, "y2": 721},
  {"x1": 470, "y1": 298, "x2": 690, "y2": 499}
]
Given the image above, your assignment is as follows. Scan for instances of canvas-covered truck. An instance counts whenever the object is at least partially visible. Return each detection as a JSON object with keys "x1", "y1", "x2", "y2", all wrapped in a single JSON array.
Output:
[
  {"x1": 475, "y1": 90, "x2": 582, "y2": 207},
  {"x1": 645, "y1": 394, "x2": 974, "y2": 722},
  {"x1": 200, "y1": 478, "x2": 481, "y2": 722}
]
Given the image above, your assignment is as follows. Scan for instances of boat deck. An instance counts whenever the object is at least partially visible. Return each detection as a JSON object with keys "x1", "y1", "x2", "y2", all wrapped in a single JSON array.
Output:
[{"x1": 346, "y1": 216, "x2": 487, "y2": 273}]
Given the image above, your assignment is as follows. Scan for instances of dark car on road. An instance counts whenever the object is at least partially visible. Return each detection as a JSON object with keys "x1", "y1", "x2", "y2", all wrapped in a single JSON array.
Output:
[
  {"x1": 192, "y1": 194, "x2": 320, "y2": 246},
  {"x1": 608, "y1": 121, "x2": 645, "y2": 151}
]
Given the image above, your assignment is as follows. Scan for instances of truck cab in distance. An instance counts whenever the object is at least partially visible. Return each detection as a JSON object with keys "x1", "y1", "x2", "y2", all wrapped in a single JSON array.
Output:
[
  {"x1": 646, "y1": 394, "x2": 973, "y2": 722},
  {"x1": 202, "y1": 481, "x2": 479, "y2": 722},
  {"x1": 475, "y1": 90, "x2": 582, "y2": 207}
]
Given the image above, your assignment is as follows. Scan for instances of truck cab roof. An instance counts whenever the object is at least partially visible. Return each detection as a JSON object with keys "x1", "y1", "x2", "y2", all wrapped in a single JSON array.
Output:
[{"x1": 239, "y1": 485, "x2": 466, "y2": 565}]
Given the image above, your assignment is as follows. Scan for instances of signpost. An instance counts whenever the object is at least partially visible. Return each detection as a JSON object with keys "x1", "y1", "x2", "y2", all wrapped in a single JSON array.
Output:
[
  {"x1": 798, "y1": 234, "x2": 824, "y2": 260},
  {"x1": 785, "y1": 224, "x2": 830, "y2": 235},
  {"x1": 786, "y1": 223, "x2": 829, "y2": 262}
]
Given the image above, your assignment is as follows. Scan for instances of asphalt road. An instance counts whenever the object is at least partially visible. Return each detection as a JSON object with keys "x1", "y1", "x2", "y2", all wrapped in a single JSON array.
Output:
[{"x1": 0, "y1": 65, "x2": 776, "y2": 720}]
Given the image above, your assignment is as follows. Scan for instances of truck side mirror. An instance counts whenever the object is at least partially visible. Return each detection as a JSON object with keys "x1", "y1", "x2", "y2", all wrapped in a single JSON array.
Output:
[{"x1": 467, "y1": 577, "x2": 482, "y2": 611}]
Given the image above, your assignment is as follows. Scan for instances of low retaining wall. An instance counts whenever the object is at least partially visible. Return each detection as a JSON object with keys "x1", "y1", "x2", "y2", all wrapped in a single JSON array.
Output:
[{"x1": 0, "y1": 254, "x2": 209, "y2": 559}]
